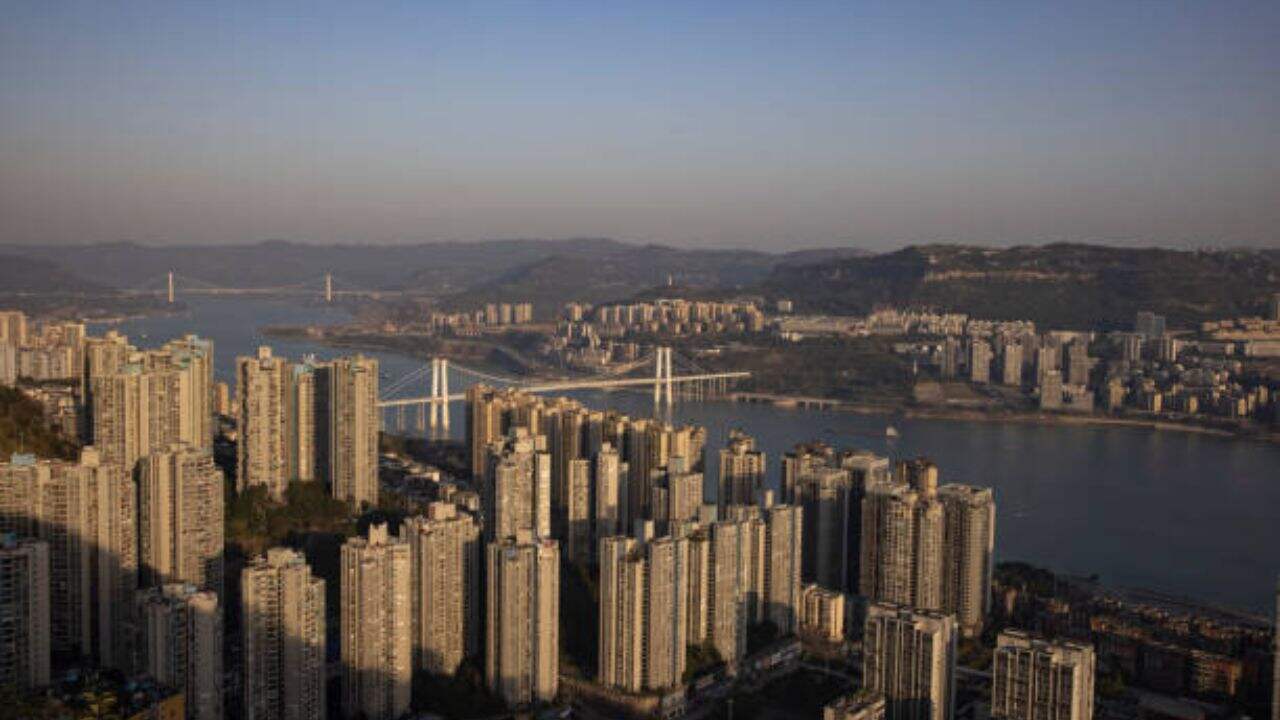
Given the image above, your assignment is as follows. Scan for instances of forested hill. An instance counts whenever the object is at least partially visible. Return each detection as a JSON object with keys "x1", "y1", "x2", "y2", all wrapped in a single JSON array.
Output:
[{"x1": 758, "y1": 244, "x2": 1280, "y2": 330}]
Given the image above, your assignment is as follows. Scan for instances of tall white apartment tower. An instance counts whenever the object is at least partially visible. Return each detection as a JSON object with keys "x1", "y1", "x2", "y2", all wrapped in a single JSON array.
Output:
[
  {"x1": 991, "y1": 630, "x2": 1096, "y2": 720},
  {"x1": 718, "y1": 430, "x2": 765, "y2": 508},
  {"x1": 486, "y1": 534, "x2": 560, "y2": 707},
  {"x1": 139, "y1": 444, "x2": 225, "y2": 597},
  {"x1": 136, "y1": 584, "x2": 223, "y2": 720},
  {"x1": 317, "y1": 354, "x2": 380, "y2": 507},
  {"x1": 863, "y1": 603, "x2": 956, "y2": 720},
  {"x1": 938, "y1": 485, "x2": 996, "y2": 638},
  {"x1": 402, "y1": 503, "x2": 482, "y2": 677},
  {"x1": 0, "y1": 450, "x2": 137, "y2": 670},
  {"x1": 860, "y1": 481, "x2": 944, "y2": 611},
  {"x1": 237, "y1": 347, "x2": 296, "y2": 499},
  {"x1": 340, "y1": 523, "x2": 412, "y2": 720},
  {"x1": 598, "y1": 533, "x2": 690, "y2": 692},
  {"x1": 0, "y1": 537, "x2": 50, "y2": 690},
  {"x1": 241, "y1": 547, "x2": 327, "y2": 720}
]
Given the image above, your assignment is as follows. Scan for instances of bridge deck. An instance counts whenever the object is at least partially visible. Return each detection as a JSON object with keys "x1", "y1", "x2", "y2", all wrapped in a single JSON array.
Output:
[{"x1": 377, "y1": 371, "x2": 750, "y2": 408}]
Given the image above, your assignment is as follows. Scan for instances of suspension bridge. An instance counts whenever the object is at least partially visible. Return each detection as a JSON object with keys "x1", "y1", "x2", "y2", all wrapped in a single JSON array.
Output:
[
  {"x1": 376, "y1": 347, "x2": 750, "y2": 430},
  {"x1": 130, "y1": 271, "x2": 394, "y2": 302}
]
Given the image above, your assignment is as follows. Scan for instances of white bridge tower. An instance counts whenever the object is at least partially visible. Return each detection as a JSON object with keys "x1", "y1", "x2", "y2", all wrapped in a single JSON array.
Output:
[{"x1": 429, "y1": 357, "x2": 450, "y2": 429}]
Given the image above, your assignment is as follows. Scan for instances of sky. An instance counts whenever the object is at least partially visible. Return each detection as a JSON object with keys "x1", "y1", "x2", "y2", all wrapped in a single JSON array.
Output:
[{"x1": 1, "y1": 1, "x2": 1277, "y2": 251}]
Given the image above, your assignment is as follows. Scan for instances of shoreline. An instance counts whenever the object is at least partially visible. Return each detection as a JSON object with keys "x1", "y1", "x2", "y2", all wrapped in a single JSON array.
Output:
[
  {"x1": 729, "y1": 392, "x2": 1280, "y2": 445},
  {"x1": 270, "y1": 324, "x2": 1280, "y2": 446}
]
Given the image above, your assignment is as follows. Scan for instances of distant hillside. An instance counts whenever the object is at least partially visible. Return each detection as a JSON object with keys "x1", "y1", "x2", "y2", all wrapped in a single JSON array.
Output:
[
  {"x1": 760, "y1": 244, "x2": 1280, "y2": 330},
  {"x1": 0, "y1": 239, "x2": 869, "y2": 310},
  {"x1": 1, "y1": 238, "x2": 780, "y2": 296},
  {"x1": 0, "y1": 254, "x2": 107, "y2": 294},
  {"x1": 440, "y1": 243, "x2": 791, "y2": 312}
]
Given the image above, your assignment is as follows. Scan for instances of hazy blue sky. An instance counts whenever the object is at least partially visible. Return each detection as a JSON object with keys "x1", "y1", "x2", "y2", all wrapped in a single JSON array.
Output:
[{"x1": 2, "y1": 1, "x2": 1277, "y2": 250}]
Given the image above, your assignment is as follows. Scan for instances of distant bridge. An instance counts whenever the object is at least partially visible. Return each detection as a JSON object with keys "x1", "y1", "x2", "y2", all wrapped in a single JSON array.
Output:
[
  {"x1": 128, "y1": 271, "x2": 394, "y2": 302},
  {"x1": 377, "y1": 347, "x2": 750, "y2": 429}
]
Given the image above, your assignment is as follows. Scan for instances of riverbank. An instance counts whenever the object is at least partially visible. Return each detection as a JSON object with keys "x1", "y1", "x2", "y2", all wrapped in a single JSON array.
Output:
[{"x1": 728, "y1": 390, "x2": 1280, "y2": 444}]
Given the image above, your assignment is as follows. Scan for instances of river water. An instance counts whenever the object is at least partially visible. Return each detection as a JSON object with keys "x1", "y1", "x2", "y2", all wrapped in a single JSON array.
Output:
[{"x1": 99, "y1": 296, "x2": 1280, "y2": 614}]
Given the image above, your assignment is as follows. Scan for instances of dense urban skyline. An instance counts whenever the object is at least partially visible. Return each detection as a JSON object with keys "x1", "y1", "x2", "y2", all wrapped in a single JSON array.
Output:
[{"x1": 3, "y1": 2, "x2": 1278, "y2": 249}]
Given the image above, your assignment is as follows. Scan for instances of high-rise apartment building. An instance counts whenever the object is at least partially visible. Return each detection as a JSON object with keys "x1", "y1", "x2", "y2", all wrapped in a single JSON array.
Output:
[
  {"x1": 88, "y1": 336, "x2": 214, "y2": 473},
  {"x1": 0, "y1": 450, "x2": 137, "y2": 669},
  {"x1": 969, "y1": 340, "x2": 993, "y2": 384},
  {"x1": 486, "y1": 534, "x2": 560, "y2": 707},
  {"x1": 237, "y1": 347, "x2": 297, "y2": 499},
  {"x1": 1065, "y1": 342, "x2": 1092, "y2": 386},
  {"x1": 860, "y1": 481, "x2": 944, "y2": 611},
  {"x1": 149, "y1": 335, "x2": 216, "y2": 451},
  {"x1": 0, "y1": 310, "x2": 28, "y2": 346},
  {"x1": 486, "y1": 429, "x2": 551, "y2": 542},
  {"x1": 316, "y1": 354, "x2": 380, "y2": 507},
  {"x1": 81, "y1": 331, "x2": 132, "y2": 443},
  {"x1": 1135, "y1": 310, "x2": 1166, "y2": 339},
  {"x1": 991, "y1": 630, "x2": 1096, "y2": 720},
  {"x1": 1001, "y1": 343, "x2": 1023, "y2": 386},
  {"x1": 241, "y1": 547, "x2": 327, "y2": 720},
  {"x1": 938, "y1": 485, "x2": 995, "y2": 638},
  {"x1": 340, "y1": 524, "x2": 412, "y2": 720},
  {"x1": 761, "y1": 500, "x2": 804, "y2": 633},
  {"x1": 863, "y1": 603, "x2": 956, "y2": 720},
  {"x1": 718, "y1": 430, "x2": 765, "y2": 508},
  {"x1": 598, "y1": 533, "x2": 690, "y2": 692},
  {"x1": 652, "y1": 468, "x2": 703, "y2": 536},
  {"x1": 139, "y1": 444, "x2": 225, "y2": 597},
  {"x1": 136, "y1": 584, "x2": 223, "y2": 720},
  {"x1": 402, "y1": 503, "x2": 482, "y2": 677},
  {"x1": 687, "y1": 520, "x2": 747, "y2": 669},
  {"x1": 0, "y1": 536, "x2": 50, "y2": 690},
  {"x1": 465, "y1": 385, "x2": 509, "y2": 482},
  {"x1": 794, "y1": 467, "x2": 863, "y2": 593},
  {"x1": 565, "y1": 457, "x2": 593, "y2": 563},
  {"x1": 594, "y1": 443, "x2": 624, "y2": 541},
  {"x1": 800, "y1": 583, "x2": 845, "y2": 642}
]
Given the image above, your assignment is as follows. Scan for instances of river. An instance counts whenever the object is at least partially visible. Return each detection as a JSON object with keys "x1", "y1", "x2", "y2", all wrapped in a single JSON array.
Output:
[{"x1": 98, "y1": 296, "x2": 1280, "y2": 615}]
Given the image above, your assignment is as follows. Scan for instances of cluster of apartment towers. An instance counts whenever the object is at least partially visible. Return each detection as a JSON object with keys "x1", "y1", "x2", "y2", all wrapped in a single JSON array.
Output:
[
  {"x1": 0, "y1": 327, "x2": 1095, "y2": 720},
  {"x1": 0, "y1": 331, "x2": 381, "y2": 720}
]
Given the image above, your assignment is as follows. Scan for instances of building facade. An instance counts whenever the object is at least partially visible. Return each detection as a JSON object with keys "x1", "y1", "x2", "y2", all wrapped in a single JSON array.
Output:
[
  {"x1": 402, "y1": 503, "x2": 482, "y2": 677},
  {"x1": 862, "y1": 603, "x2": 956, "y2": 720},
  {"x1": 486, "y1": 535, "x2": 560, "y2": 707},
  {"x1": 991, "y1": 630, "x2": 1096, "y2": 720},
  {"x1": 340, "y1": 524, "x2": 412, "y2": 720},
  {"x1": 241, "y1": 548, "x2": 326, "y2": 720}
]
